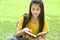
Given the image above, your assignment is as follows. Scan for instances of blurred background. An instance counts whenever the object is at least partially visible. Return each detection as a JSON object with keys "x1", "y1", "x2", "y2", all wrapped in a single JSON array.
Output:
[{"x1": 0, "y1": 0, "x2": 60, "y2": 40}]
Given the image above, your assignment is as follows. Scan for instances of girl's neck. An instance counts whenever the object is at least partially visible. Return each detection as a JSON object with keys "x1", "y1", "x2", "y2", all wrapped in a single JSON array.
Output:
[
  {"x1": 31, "y1": 16, "x2": 38, "y2": 20},
  {"x1": 31, "y1": 16, "x2": 39, "y2": 23}
]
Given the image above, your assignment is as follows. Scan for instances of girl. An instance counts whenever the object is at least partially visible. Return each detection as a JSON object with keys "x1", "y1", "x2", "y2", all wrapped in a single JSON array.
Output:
[{"x1": 6, "y1": 0, "x2": 49, "y2": 40}]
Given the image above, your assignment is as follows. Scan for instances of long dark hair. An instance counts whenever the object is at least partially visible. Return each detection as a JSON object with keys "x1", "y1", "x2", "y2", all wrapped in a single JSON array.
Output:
[{"x1": 22, "y1": 0, "x2": 44, "y2": 33}]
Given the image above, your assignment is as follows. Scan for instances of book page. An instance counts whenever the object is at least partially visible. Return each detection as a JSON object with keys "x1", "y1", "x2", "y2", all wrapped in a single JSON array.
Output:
[
  {"x1": 25, "y1": 31, "x2": 47, "y2": 38},
  {"x1": 25, "y1": 31, "x2": 36, "y2": 38},
  {"x1": 36, "y1": 32, "x2": 47, "y2": 37}
]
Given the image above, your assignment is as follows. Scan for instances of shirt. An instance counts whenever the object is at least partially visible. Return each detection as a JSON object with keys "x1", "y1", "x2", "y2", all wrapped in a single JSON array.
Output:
[{"x1": 17, "y1": 16, "x2": 49, "y2": 39}]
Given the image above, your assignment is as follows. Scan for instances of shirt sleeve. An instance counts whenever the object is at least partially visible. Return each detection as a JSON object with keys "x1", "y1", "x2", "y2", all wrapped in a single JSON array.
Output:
[
  {"x1": 17, "y1": 16, "x2": 24, "y2": 29},
  {"x1": 42, "y1": 20, "x2": 49, "y2": 32}
]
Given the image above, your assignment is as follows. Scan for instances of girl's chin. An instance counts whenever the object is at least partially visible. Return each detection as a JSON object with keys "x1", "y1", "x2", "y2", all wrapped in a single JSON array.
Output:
[{"x1": 33, "y1": 15, "x2": 38, "y2": 18}]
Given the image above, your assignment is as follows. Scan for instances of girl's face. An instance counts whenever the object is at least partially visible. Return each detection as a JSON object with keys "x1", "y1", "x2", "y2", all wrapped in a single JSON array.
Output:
[{"x1": 31, "y1": 3, "x2": 41, "y2": 18}]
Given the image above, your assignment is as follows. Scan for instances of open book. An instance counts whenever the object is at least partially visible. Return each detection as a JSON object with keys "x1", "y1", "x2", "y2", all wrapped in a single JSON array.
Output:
[{"x1": 25, "y1": 31, "x2": 47, "y2": 38}]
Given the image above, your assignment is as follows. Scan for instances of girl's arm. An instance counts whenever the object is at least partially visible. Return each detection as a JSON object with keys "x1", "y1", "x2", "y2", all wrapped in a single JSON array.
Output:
[
  {"x1": 15, "y1": 28, "x2": 32, "y2": 37},
  {"x1": 15, "y1": 28, "x2": 24, "y2": 37}
]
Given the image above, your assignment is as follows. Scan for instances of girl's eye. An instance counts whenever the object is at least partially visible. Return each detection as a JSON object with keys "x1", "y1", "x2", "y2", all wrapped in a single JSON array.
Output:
[
  {"x1": 32, "y1": 8, "x2": 35, "y2": 11},
  {"x1": 36, "y1": 9, "x2": 40, "y2": 11}
]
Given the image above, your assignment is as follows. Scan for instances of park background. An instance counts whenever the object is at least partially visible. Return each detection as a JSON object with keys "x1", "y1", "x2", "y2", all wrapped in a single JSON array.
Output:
[{"x1": 0, "y1": 0, "x2": 60, "y2": 40}]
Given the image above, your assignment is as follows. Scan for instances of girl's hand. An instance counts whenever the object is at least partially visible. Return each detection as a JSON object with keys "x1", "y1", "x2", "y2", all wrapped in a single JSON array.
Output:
[
  {"x1": 22, "y1": 28, "x2": 32, "y2": 32},
  {"x1": 40, "y1": 35, "x2": 46, "y2": 40}
]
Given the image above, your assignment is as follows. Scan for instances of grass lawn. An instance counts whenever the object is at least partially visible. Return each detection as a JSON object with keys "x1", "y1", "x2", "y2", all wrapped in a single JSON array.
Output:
[{"x1": 0, "y1": 0, "x2": 60, "y2": 40}]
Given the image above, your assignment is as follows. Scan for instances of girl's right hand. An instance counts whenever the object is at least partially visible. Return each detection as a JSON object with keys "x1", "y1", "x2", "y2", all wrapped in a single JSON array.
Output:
[{"x1": 22, "y1": 28, "x2": 32, "y2": 33}]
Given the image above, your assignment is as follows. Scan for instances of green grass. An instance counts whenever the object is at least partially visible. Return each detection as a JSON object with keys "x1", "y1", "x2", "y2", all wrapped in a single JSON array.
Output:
[{"x1": 0, "y1": 0, "x2": 60, "y2": 40}]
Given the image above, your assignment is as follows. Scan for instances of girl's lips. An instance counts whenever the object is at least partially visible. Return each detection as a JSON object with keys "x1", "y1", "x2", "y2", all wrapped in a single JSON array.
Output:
[
  {"x1": 35, "y1": 14, "x2": 37, "y2": 15},
  {"x1": 34, "y1": 13, "x2": 37, "y2": 15}
]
